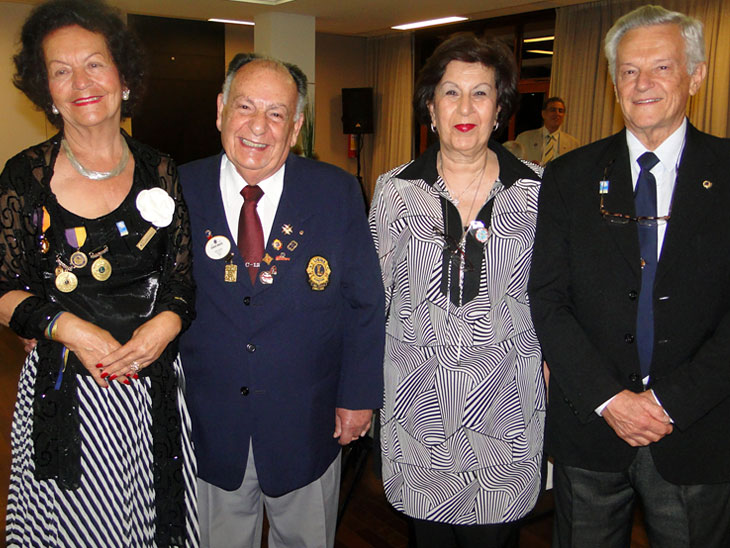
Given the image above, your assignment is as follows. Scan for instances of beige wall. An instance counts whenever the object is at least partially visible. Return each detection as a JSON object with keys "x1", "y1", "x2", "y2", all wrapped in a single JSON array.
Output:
[
  {"x1": 224, "y1": 24, "x2": 255, "y2": 71},
  {"x1": 0, "y1": 1, "x2": 49, "y2": 166}
]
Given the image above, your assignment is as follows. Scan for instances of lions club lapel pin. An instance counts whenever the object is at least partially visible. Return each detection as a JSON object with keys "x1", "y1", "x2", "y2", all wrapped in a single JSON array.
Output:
[{"x1": 306, "y1": 256, "x2": 330, "y2": 291}]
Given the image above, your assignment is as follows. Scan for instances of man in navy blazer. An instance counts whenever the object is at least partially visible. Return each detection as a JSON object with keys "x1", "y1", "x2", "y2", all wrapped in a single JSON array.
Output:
[
  {"x1": 179, "y1": 53, "x2": 384, "y2": 548},
  {"x1": 530, "y1": 5, "x2": 730, "y2": 547}
]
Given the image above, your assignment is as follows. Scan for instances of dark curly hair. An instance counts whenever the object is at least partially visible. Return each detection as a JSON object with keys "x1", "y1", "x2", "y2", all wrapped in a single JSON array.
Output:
[
  {"x1": 13, "y1": 0, "x2": 145, "y2": 129},
  {"x1": 414, "y1": 32, "x2": 519, "y2": 134}
]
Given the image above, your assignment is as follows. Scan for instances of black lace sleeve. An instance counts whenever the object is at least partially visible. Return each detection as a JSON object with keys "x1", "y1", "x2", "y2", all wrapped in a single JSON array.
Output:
[
  {"x1": 0, "y1": 142, "x2": 63, "y2": 338},
  {"x1": 0, "y1": 152, "x2": 43, "y2": 296},
  {"x1": 150, "y1": 153, "x2": 196, "y2": 332}
]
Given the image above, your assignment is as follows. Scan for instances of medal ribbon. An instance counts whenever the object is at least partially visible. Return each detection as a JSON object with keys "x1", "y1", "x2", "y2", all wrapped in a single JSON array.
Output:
[
  {"x1": 42, "y1": 207, "x2": 51, "y2": 232},
  {"x1": 64, "y1": 226, "x2": 87, "y2": 249}
]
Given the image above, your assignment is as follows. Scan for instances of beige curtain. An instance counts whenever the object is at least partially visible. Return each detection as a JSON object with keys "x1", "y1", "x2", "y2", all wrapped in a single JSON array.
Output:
[
  {"x1": 363, "y1": 33, "x2": 413, "y2": 199},
  {"x1": 552, "y1": 0, "x2": 730, "y2": 144}
]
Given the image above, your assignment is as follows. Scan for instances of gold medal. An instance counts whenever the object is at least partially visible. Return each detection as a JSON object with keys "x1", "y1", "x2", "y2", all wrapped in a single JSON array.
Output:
[
  {"x1": 55, "y1": 270, "x2": 78, "y2": 293},
  {"x1": 224, "y1": 263, "x2": 238, "y2": 283},
  {"x1": 70, "y1": 250, "x2": 88, "y2": 268},
  {"x1": 306, "y1": 256, "x2": 331, "y2": 291},
  {"x1": 91, "y1": 257, "x2": 112, "y2": 281}
]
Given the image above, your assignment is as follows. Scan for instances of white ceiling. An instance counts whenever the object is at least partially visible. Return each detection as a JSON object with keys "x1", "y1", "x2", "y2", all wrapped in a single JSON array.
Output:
[{"x1": 8, "y1": 0, "x2": 593, "y2": 36}]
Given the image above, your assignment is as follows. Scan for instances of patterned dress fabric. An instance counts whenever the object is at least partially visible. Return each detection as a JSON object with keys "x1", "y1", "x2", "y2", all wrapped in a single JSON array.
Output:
[
  {"x1": 0, "y1": 134, "x2": 198, "y2": 547},
  {"x1": 369, "y1": 142, "x2": 545, "y2": 525}
]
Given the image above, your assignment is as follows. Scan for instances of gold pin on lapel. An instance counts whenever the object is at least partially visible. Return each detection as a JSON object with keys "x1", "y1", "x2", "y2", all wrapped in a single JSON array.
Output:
[{"x1": 702, "y1": 180, "x2": 712, "y2": 189}]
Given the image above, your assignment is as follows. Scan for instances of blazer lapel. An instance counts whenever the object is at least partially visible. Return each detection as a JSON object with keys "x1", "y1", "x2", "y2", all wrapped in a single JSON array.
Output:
[
  {"x1": 254, "y1": 154, "x2": 315, "y2": 295},
  {"x1": 655, "y1": 124, "x2": 717, "y2": 284},
  {"x1": 599, "y1": 132, "x2": 642, "y2": 277}
]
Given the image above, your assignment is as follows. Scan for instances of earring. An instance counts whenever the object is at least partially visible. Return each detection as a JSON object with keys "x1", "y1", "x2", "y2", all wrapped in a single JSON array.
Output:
[
  {"x1": 493, "y1": 121, "x2": 499, "y2": 131},
  {"x1": 430, "y1": 123, "x2": 437, "y2": 133},
  {"x1": 51, "y1": 104, "x2": 59, "y2": 115},
  {"x1": 122, "y1": 89, "x2": 130, "y2": 101}
]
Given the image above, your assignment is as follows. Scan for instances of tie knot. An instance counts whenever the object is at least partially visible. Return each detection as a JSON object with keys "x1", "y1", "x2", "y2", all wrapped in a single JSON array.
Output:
[
  {"x1": 638, "y1": 151, "x2": 659, "y2": 172},
  {"x1": 241, "y1": 185, "x2": 264, "y2": 203}
]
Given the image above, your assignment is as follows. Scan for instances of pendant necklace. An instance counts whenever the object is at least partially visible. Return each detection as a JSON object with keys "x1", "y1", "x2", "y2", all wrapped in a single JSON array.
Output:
[
  {"x1": 62, "y1": 136, "x2": 130, "y2": 181},
  {"x1": 438, "y1": 152, "x2": 488, "y2": 208},
  {"x1": 439, "y1": 151, "x2": 489, "y2": 367}
]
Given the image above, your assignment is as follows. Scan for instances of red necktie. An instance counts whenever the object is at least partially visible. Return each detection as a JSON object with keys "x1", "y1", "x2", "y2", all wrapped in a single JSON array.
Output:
[{"x1": 238, "y1": 185, "x2": 265, "y2": 284}]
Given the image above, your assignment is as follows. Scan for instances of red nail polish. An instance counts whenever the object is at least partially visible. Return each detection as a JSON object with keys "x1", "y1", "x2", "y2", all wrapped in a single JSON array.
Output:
[
  {"x1": 109, "y1": 374, "x2": 117, "y2": 381},
  {"x1": 133, "y1": 374, "x2": 139, "y2": 380},
  {"x1": 100, "y1": 372, "x2": 108, "y2": 379},
  {"x1": 123, "y1": 379, "x2": 130, "y2": 385},
  {"x1": 96, "y1": 363, "x2": 104, "y2": 368}
]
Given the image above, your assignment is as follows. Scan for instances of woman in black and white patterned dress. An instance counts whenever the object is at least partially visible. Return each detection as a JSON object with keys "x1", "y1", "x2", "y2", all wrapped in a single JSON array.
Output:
[
  {"x1": 1, "y1": 1, "x2": 197, "y2": 546},
  {"x1": 369, "y1": 33, "x2": 545, "y2": 547}
]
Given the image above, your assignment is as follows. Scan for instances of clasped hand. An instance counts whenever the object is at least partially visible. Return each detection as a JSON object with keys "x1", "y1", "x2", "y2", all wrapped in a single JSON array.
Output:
[
  {"x1": 602, "y1": 389, "x2": 673, "y2": 446},
  {"x1": 52, "y1": 311, "x2": 181, "y2": 388}
]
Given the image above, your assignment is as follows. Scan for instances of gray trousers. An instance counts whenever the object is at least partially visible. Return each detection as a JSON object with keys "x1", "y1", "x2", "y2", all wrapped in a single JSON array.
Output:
[
  {"x1": 197, "y1": 441, "x2": 341, "y2": 548},
  {"x1": 553, "y1": 446, "x2": 730, "y2": 547}
]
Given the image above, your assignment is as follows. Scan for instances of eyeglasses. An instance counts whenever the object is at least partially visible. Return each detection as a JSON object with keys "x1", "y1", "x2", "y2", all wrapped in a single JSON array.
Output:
[
  {"x1": 597, "y1": 160, "x2": 671, "y2": 227},
  {"x1": 600, "y1": 194, "x2": 671, "y2": 226},
  {"x1": 433, "y1": 228, "x2": 474, "y2": 272}
]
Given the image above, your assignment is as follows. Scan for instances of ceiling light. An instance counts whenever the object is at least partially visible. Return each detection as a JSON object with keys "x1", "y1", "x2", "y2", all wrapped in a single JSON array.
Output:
[
  {"x1": 526, "y1": 49, "x2": 554, "y2": 55},
  {"x1": 392, "y1": 16, "x2": 468, "y2": 31},
  {"x1": 524, "y1": 36, "x2": 555, "y2": 43},
  {"x1": 226, "y1": 0, "x2": 293, "y2": 4},
  {"x1": 209, "y1": 18, "x2": 255, "y2": 25}
]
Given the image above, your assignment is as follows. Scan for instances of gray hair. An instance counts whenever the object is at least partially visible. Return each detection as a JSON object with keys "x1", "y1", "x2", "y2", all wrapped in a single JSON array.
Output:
[
  {"x1": 221, "y1": 52, "x2": 308, "y2": 119},
  {"x1": 604, "y1": 5, "x2": 705, "y2": 84}
]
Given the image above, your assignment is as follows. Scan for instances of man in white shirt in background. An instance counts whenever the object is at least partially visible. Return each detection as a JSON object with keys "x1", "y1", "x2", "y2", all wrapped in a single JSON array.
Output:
[{"x1": 516, "y1": 96, "x2": 579, "y2": 165}]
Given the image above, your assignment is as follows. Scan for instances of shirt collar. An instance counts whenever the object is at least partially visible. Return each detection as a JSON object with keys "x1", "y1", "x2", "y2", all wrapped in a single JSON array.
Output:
[
  {"x1": 626, "y1": 118, "x2": 687, "y2": 174},
  {"x1": 221, "y1": 153, "x2": 285, "y2": 206},
  {"x1": 543, "y1": 126, "x2": 560, "y2": 139}
]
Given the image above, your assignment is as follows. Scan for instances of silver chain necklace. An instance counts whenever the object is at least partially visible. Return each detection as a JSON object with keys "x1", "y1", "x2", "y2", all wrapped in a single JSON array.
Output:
[{"x1": 62, "y1": 137, "x2": 130, "y2": 181}]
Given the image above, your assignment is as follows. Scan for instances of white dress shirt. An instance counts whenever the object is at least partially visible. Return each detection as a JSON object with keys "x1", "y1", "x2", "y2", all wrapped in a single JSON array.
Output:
[
  {"x1": 219, "y1": 154, "x2": 285, "y2": 246},
  {"x1": 626, "y1": 118, "x2": 687, "y2": 260}
]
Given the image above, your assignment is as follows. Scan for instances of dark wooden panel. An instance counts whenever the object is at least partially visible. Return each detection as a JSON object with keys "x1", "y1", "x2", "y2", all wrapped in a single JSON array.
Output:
[{"x1": 128, "y1": 15, "x2": 224, "y2": 165}]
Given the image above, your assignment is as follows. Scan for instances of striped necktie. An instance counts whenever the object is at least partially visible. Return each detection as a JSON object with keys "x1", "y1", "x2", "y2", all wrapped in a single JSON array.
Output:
[{"x1": 542, "y1": 133, "x2": 556, "y2": 165}]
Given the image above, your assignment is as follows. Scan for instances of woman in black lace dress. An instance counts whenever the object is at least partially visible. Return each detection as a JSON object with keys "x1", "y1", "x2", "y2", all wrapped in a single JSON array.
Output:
[{"x1": 0, "y1": 1, "x2": 198, "y2": 546}]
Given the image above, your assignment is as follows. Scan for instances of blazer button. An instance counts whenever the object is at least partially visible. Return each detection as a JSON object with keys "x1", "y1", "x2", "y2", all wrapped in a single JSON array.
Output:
[
  {"x1": 628, "y1": 290, "x2": 638, "y2": 300},
  {"x1": 243, "y1": 296, "x2": 251, "y2": 306},
  {"x1": 240, "y1": 386, "x2": 250, "y2": 396},
  {"x1": 624, "y1": 333, "x2": 634, "y2": 343},
  {"x1": 629, "y1": 373, "x2": 640, "y2": 382},
  {"x1": 246, "y1": 343, "x2": 256, "y2": 353}
]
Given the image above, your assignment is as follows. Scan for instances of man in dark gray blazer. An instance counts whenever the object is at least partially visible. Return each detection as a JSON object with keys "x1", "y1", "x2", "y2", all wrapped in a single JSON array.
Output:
[{"x1": 529, "y1": 5, "x2": 730, "y2": 547}]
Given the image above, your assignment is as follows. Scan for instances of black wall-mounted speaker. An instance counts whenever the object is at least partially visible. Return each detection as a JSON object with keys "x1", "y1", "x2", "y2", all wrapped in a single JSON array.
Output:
[{"x1": 341, "y1": 87, "x2": 374, "y2": 134}]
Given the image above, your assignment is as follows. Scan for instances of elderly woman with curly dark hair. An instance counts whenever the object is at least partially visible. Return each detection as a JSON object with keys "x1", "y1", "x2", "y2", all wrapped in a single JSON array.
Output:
[
  {"x1": 1, "y1": 0, "x2": 198, "y2": 546},
  {"x1": 369, "y1": 33, "x2": 545, "y2": 547}
]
